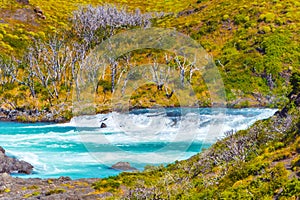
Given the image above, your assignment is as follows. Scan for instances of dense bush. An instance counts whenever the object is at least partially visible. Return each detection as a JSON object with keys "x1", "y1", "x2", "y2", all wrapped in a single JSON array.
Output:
[{"x1": 290, "y1": 72, "x2": 300, "y2": 94}]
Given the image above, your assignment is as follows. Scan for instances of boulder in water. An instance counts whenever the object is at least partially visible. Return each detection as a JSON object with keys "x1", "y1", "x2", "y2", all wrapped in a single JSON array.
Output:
[
  {"x1": 111, "y1": 162, "x2": 137, "y2": 171},
  {"x1": 0, "y1": 146, "x2": 5, "y2": 154},
  {"x1": 0, "y1": 146, "x2": 33, "y2": 174},
  {"x1": 100, "y1": 122, "x2": 107, "y2": 128}
]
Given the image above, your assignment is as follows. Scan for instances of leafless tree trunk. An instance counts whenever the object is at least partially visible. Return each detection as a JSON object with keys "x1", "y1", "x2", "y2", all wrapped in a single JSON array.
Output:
[
  {"x1": 71, "y1": 4, "x2": 152, "y2": 94},
  {"x1": 0, "y1": 57, "x2": 18, "y2": 88},
  {"x1": 71, "y1": 4, "x2": 151, "y2": 48},
  {"x1": 174, "y1": 54, "x2": 197, "y2": 86}
]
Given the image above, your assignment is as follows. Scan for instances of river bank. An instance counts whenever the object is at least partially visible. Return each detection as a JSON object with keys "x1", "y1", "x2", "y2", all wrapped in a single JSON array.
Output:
[
  {"x1": 0, "y1": 105, "x2": 294, "y2": 199},
  {"x1": 0, "y1": 144, "x2": 140, "y2": 199},
  {"x1": 0, "y1": 107, "x2": 69, "y2": 123},
  {"x1": 0, "y1": 108, "x2": 277, "y2": 180},
  {"x1": 0, "y1": 146, "x2": 101, "y2": 199},
  {"x1": 0, "y1": 95, "x2": 279, "y2": 123},
  {"x1": 0, "y1": 173, "x2": 109, "y2": 199}
]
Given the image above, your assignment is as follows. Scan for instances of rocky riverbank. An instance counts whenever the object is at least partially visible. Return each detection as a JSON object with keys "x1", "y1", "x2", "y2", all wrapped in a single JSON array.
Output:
[
  {"x1": 0, "y1": 146, "x2": 141, "y2": 199},
  {"x1": 0, "y1": 107, "x2": 69, "y2": 123},
  {"x1": 0, "y1": 174, "x2": 110, "y2": 199},
  {"x1": 0, "y1": 146, "x2": 33, "y2": 174},
  {"x1": 0, "y1": 96, "x2": 277, "y2": 123}
]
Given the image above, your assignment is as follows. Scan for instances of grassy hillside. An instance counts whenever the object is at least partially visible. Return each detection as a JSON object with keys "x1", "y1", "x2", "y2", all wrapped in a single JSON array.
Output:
[
  {"x1": 0, "y1": 0, "x2": 299, "y2": 118},
  {"x1": 90, "y1": 73, "x2": 300, "y2": 199},
  {"x1": 0, "y1": 0, "x2": 192, "y2": 55},
  {"x1": 162, "y1": 0, "x2": 300, "y2": 107},
  {"x1": 0, "y1": 1, "x2": 300, "y2": 198}
]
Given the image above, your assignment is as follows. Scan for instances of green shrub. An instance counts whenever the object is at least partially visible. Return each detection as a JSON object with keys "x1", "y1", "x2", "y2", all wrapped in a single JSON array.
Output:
[
  {"x1": 63, "y1": 110, "x2": 73, "y2": 120},
  {"x1": 97, "y1": 80, "x2": 112, "y2": 93},
  {"x1": 272, "y1": 151, "x2": 291, "y2": 162},
  {"x1": 234, "y1": 14, "x2": 249, "y2": 25},
  {"x1": 290, "y1": 72, "x2": 300, "y2": 94},
  {"x1": 264, "y1": 13, "x2": 276, "y2": 23},
  {"x1": 291, "y1": 156, "x2": 300, "y2": 168},
  {"x1": 92, "y1": 179, "x2": 121, "y2": 191},
  {"x1": 222, "y1": 14, "x2": 230, "y2": 21},
  {"x1": 45, "y1": 188, "x2": 65, "y2": 196},
  {"x1": 260, "y1": 13, "x2": 276, "y2": 23},
  {"x1": 274, "y1": 142, "x2": 285, "y2": 150},
  {"x1": 280, "y1": 179, "x2": 300, "y2": 198},
  {"x1": 261, "y1": 26, "x2": 271, "y2": 33}
]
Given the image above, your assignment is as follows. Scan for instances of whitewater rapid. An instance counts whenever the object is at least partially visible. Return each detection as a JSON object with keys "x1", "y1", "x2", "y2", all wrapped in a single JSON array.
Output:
[{"x1": 0, "y1": 108, "x2": 276, "y2": 179}]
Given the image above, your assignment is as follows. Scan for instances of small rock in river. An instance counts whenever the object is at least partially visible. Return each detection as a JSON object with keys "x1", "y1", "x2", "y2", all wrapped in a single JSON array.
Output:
[{"x1": 111, "y1": 162, "x2": 137, "y2": 171}]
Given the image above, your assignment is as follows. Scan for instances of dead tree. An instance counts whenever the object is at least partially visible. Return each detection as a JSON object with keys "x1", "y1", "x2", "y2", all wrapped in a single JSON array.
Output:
[
  {"x1": 71, "y1": 4, "x2": 152, "y2": 93},
  {"x1": 20, "y1": 36, "x2": 73, "y2": 103},
  {"x1": 13, "y1": 58, "x2": 36, "y2": 98},
  {"x1": 71, "y1": 4, "x2": 151, "y2": 48},
  {"x1": 174, "y1": 54, "x2": 198, "y2": 86},
  {"x1": 0, "y1": 57, "x2": 18, "y2": 88}
]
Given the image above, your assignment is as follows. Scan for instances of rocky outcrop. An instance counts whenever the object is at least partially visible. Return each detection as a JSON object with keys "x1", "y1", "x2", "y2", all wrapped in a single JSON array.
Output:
[
  {"x1": 16, "y1": 0, "x2": 29, "y2": 4},
  {"x1": 0, "y1": 146, "x2": 33, "y2": 174},
  {"x1": 111, "y1": 162, "x2": 137, "y2": 171},
  {"x1": 0, "y1": 174, "x2": 108, "y2": 199},
  {"x1": 100, "y1": 122, "x2": 107, "y2": 128},
  {"x1": 0, "y1": 107, "x2": 67, "y2": 123},
  {"x1": 33, "y1": 6, "x2": 46, "y2": 19},
  {"x1": 177, "y1": 6, "x2": 206, "y2": 17}
]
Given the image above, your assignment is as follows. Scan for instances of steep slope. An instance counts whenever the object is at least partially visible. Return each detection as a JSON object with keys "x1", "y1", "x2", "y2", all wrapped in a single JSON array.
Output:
[
  {"x1": 0, "y1": 0, "x2": 300, "y2": 199},
  {"x1": 90, "y1": 73, "x2": 300, "y2": 199},
  {"x1": 0, "y1": 0, "x2": 299, "y2": 117},
  {"x1": 158, "y1": 0, "x2": 300, "y2": 107},
  {"x1": 1, "y1": 87, "x2": 299, "y2": 199}
]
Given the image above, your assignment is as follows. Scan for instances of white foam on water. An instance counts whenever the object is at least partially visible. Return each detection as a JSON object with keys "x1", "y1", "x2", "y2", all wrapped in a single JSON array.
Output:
[{"x1": 0, "y1": 108, "x2": 277, "y2": 179}]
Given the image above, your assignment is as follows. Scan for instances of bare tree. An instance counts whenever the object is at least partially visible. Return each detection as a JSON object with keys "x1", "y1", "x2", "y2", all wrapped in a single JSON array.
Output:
[
  {"x1": 118, "y1": 54, "x2": 134, "y2": 96},
  {"x1": 174, "y1": 54, "x2": 197, "y2": 86},
  {"x1": 17, "y1": 36, "x2": 73, "y2": 103},
  {"x1": 0, "y1": 57, "x2": 18, "y2": 88},
  {"x1": 146, "y1": 57, "x2": 175, "y2": 98},
  {"x1": 150, "y1": 58, "x2": 166, "y2": 91},
  {"x1": 108, "y1": 57, "x2": 118, "y2": 93},
  {"x1": 71, "y1": 4, "x2": 152, "y2": 95},
  {"x1": 13, "y1": 58, "x2": 36, "y2": 98},
  {"x1": 71, "y1": 4, "x2": 151, "y2": 48},
  {"x1": 68, "y1": 42, "x2": 88, "y2": 101}
]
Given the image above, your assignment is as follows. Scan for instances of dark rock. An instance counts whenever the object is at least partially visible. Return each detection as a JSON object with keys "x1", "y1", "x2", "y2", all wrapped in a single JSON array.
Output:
[
  {"x1": 157, "y1": 83, "x2": 163, "y2": 91},
  {"x1": 46, "y1": 113, "x2": 54, "y2": 119},
  {"x1": 0, "y1": 106, "x2": 70, "y2": 123},
  {"x1": 34, "y1": 7, "x2": 43, "y2": 14},
  {"x1": 177, "y1": 9, "x2": 195, "y2": 17},
  {"x1": 83, "y1": 192, "x2": 113, "y2": 199},
  {"x1": 111, "y1": 162, "x2": 137, "y2": 171},
  {"x1": 294, "y1": 93, "x2": 300, "y2": 106},
  {"x1": 276, "y1": 92, "x2": 300, "y2": 118},
  {"x1": 0, "y1": 172, "x2": 13, "y2": 184},
  {"x1": 275, "y1": 107, "x2": 288, "y2": 118},
  {"x1": 166, "y1": 90, "x2": 174, "y2": 99},
  {"x1": 37, "y1": 12, "x2": 46, "y2": 19},
  {"x1": 33, "y1": 7, "x2": 46, "y2": 19},
  {"x1": 0, "y1": 146, "x2": 33, "y2": 174},
  {"x1": 57, "y1": 176, "x2": 72, "y2": 181},
  {"x1": 16, "y1": 0, "x2": 29, "y2": 4},
  {"x1": 166, "y1": 110, "x2": 181, "y2": 117},
  {"x1": 0, "y1": 173, "x2": 101, "y2": 199},
  {"x1": 177, "y1": 6, "x2": 206, "y2": 17},
  {"x1": 0, "y1": 146, "x2": 5, "y2": 154},
  {"x1": 53, "y1": 116, "x2": 67, "y2": 123},
  {"x1": 100, "y1": 122, "x2": 107, "y2": 128}
]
